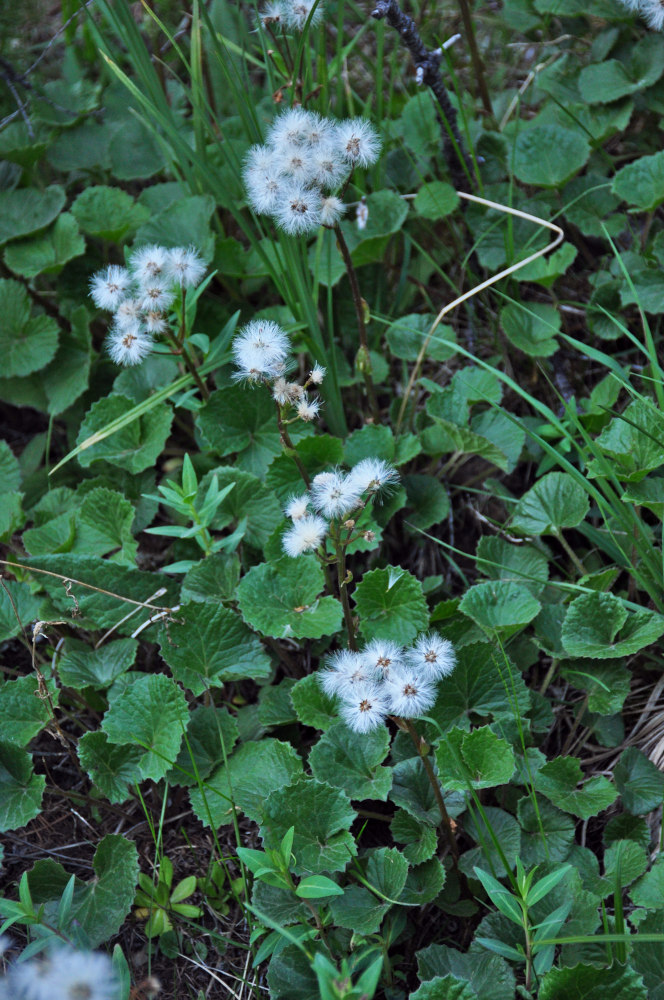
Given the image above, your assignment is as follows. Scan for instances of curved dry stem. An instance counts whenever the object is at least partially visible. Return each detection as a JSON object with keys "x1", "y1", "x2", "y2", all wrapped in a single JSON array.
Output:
[{"x1": 395, "y1": 192, "x2": 564, "y2": 435}]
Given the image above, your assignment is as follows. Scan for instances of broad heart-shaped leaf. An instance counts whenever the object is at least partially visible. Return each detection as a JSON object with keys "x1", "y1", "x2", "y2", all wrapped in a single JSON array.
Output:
[
  {"x1": 417, "y1": 944, "x2": 516, "y2": 1000},
  {"x1": 167, "y1": 705, "x2": 238, "y2": 787},
  {"x1": 0, "y1": 741, "x2": 45, "y2": 832},
  {"x1": 266, "y1": 944, "x2": 320, "y2": 1000},
  {"x1": 157, "y1": 602, "x2": 271, "y2": 695},
  {"x1": 266, "y1": 434, "x2": 344, "y2": 505},
  {"x1": 76, "y1": 394, "x2": 173, "y2": 473},
  {"x1": 404, "y1": 474, "x2": 450, "y2": 530},
  {"x1": 19, "y1": 554, "x2": 179, "y2": 634},
  {"x1": 538, "y1": 962, "x2": 647, "y2": 1000},
  {"x1": 75, "y1": 486, "x2": 138, "y2": 565},
  {"x1": 102, "y1": 674, "x2": 189, "y2": 782},
  {"x1": 511, "y1": 471, "x2": 589, "y2": 535},
  {"x1": 57, "y1": 637, "x2": 137, "y2": 690},
  {"x1": 198, "y1": 384, "x2": 281, "y2": 479},
  {"x1": 328, "y1": 885, "x2": 391, "y2": 935},
  {"x1": 458, "y1": 582, "x2": 541, "y2": 637},
  {"x1": 422, "y1": 414, "x2": 516, "y2": 473},
  {"x1": 517, "y1": 796, "x2": 575, "y2": 866},
  {"x1": 562, "y1": 592, "x2": 664, "y2": 658},
  {"x1": 42, "y1": 305, "x2": 91, "y2": 415},
  {"x1": 500, "y1": 302, "x2": 560, "y2": 357},
  {"x1": 189, "y1": 738, "x2": 303, "y2": 828},
  {"x1": 0, "y1": 439, "x2": 21, "y2": 491},
  {"x1": 0, "y1": 278, "x2": 59, "y2": 377},
  {"x1": 203, "y1": 466, "x2": 282, "y2": 550},
  {"x1": 414, "y1": 181, "x2": 460, "y2": 220},
  {"x1": 588, "y1": 398, "x2": 664, "y2": 482},
  {"x1": 535, "y1": 756, "x2": 617, "y2": 819},
  {"x1": 135, "y1": 194, "x2": 216, "y2": 261},
  {"x1": 236, "y1": 557, "x2": 342, "y2": 639},
  {"x1": 77, "y1": 731, "x2": 143, "y2": 803},
  {"x1": 181, "y1": 553, "x2": 241, "y2": 604},
  {"x1": 0, "y1": 185, "x2": 66, "y2": 245},
  {"x1": 291, "y1": 673, "x2": 338, "y2": 730},
  {"x1": 630, "y1": 910, "x2": 664, "y2": 1000},
  {"x1": 354, "y1": 566, "x2": 428, "y2": 644},
  {"x1": 614, "y1": 747, "x2": 664, "y2": 814},
  {"x1": 4, "y1": 212, "x2": 85, "y2": 278},
  {"x1": 260, "y1": 776, "x2": 357, "y2": 875},
  {"x1": 435, "y1": 726, "x2": 516, "y2": 791},
  {"x1": 309, "y1": 721, "x2": 392, "y2": 801},
  {"x1": 630, "y1": 856, "x2": 664, "y2": 909},
  {"x1": 0, "y1": 578, "x2": 43, "y2": 642},
  {"x1": 511, "y1": 125, "x2": 590, "y2": 187},
  {"x1": 426, "y1": 642, "x2": 530, "y2": 735},
  {"x1": 391, "y1": 810, "x2": 438, "y2": 865},
  {"x1": 476, "y1": 536, "x2": 549, "y2": 595},
  {"x1": 460, "y1": 806, "x2": 521, "y2": 875},
  {"x1": 409, "y1": 976, "x2": 477, "y2": 1000},
  {"x1": 71, "y1": 185, "x2": 149, "y2": 241},
  {"x1": 560, "y1": 658, "x2": 631, "y2": 714},
  {"x1": 612, "y1": 149, "x2": 664, "y2": 211},
  {"x1": 385, "y1": 314, "x2": 457, "y2": 363},
  {"x1": 366, "y1": 846, "x2": 409, "y2": 899},
  {"x1": 0, "y1": 675, "x2": 53, "y2": 745},
  {"x1": 579, "y1": 34, "x2": 664, "y2": 105},
  {"x1": 28, "y1": 835, "x2": 139, "y2": 949}
]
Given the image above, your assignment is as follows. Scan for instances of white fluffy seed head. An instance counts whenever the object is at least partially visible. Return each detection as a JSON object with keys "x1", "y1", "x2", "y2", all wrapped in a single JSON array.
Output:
[
  {"x1": 282, "y1": 514, "x2": 327, "y2": 556},
  {"x1": 336, "y1": 118, "x2": 381, "y2": 168},
  {"x1": 259, "y1": 0, "x2": 286, "y2": 25},
  {"x1": 311, "y1": 146, "x2": 347, "y2": 190},
  {"x1": 384, "y1": 671, "x2": 437, "y2": 718},
  {"x1": 232, "y1": 320, "x2": 290, "y2": 381},
  {"x1": 319, "y1": 650, "x2": 371, "y2": 697},
  {"x1": 310, "y1": 471, "x2": 362, "y2": 519},
  {"x1": 131, "y1": 244, "x2": 169, "y2": 284},
  {"x1": 320, "y1": 195, "x2": 345, "y2": 227},
  {"x1": 347, "y1": 458, "x2": 399, "y2": 498},
  {"x1": 107, "y1": 326, "x2": 153, "y2": 366},
  {"x1": 285, "y1": 495, "x2": 310, "y2": 520},
  {"x1": 144, "y1": 310, "x2": 167, "y2": 335},
  {"x1": 405, "y1": 633, "x2": 456, "y2": 681},
  {"x1": 640, "y1": 0, "x2": 664, "y2": 28},
  {"x1": 266, "y1": 107, "x2": 313, "y2": 151},
  {"x1": 89, "y1": 264, "x2": 131, "y2": 311},
  {"x1": 275, "y1": 182, "x2": 321, "y2": 235},
  {"x1": 310, "y1": 363, "x2": 326, "y2": 385},
  {"x1": 283, "y1": 0, "x2": 325, "y2": 29},
  {"x1": 356, "y1": 197, "x2": 369, "y2": 230},
  {"x1": 166, "y1": 246, "x2": 206, "y2": 288},
  {"x1": 339, "y1": 683, "x2": 389, "y2": 733},
  {"x1": 139, "y1": 283, "x2": 175, "y2": 313},
  {"x1": 296, "y1": 396, "x2": 321, "y2": 421},
  {"x1": 363, "y1": 638, "x2": 405, "y2": 680},
  {"x1": 114, "y1": 298, "x2": 142, "y2": 329}
]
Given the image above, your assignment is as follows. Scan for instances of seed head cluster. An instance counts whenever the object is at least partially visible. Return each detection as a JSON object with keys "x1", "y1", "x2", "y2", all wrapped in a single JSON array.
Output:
[
  {"x1": 258, "y1": 0, "x2": 325, "y2": 30},
  {"x1": 231, "y1": 319, "x2": 324, "y2": 421},
  {"x1": 2, "y1": 944, "x2": 120, "y2": 1000},
  {"x1": 282, "y1": 459, "x2": 399, "y2": 556},
  {"x1": 320, "y1": 633, "x2": 456, "y2": 732},
  {"x1": 89, "y1": 245, "x2": 206, "y2": 366},
  {"x1": 617, "y1": 0, "x2": 664, "y2": 29},
  {"x1": 243, "y1": 107, "x2": 381, "y2": 236}
]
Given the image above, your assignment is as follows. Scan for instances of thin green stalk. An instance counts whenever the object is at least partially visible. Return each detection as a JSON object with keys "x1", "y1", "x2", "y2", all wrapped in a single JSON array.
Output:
[{"x1": 404, "y1": 720, "x2": 458, "y2": 861}]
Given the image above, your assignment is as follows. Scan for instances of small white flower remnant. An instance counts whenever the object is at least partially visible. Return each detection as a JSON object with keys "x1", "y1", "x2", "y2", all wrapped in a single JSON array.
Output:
[
  {"x1": 309, "y1": 363, "x2": 326, "y2": 385},
  {"x1": 258, "y1": 0, "x2": 324, "y2": 31},
  {"x1": 88, "y1": 244, "x2": 207, "y2": 367},
  {"x1": 285, "y1": 494, "x2": 309, "y2": 520},
  {"x1": 356, "y1": 196, "x2": 369, "y2": 231},
  {"x1": 232, "y1": 319, "x2": 290, "y2": 381},
  {"x1": 296, "y1": 396, "x2": 321, "y2": 421},
  {"x1": 319, "y1": 632, "x2": 456, "y2": 733},
  {"x1": 6, "y1": 946, "x2": 120, "y2": 1000},
  {"x1": 347, "y1": 458, "x2": 400, "y2": 498},
  {"x1": 243, "y1": 107, "x2": 381, "y2": 237},
  {"x1": 282, "y1": 514, "x2": 327, "y2": 557},
  {"x1": 311, "y1": 470, "x2": 362, "y2": 519}
]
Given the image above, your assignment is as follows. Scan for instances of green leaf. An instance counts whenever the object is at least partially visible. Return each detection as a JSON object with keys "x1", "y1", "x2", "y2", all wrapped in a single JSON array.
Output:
[
  {"x1": 390, "y1": 757, "x2": 440, "y2": 826},
  {"x1": 476, "y1": 536, "x2": 549, "y2": 595},
  {"x1": 158, "y1": 601, "x2": 271, "y2": 695},
  {"x1": 328, "y1": 885, "x2": 390, "y2": 935},
  {"x1": 168, "y1": 705, "x2": 238, "y2": 787},
  {"x1": 538, "y1": 962, "x2": 647, "y2": 1000},
  {"x1": 612, "y1": 149, "x2": 664, "y2": 211},
  {"x1": 458, "y1": 582, "x2": 541, "y2": 637},
  {"x1": 427, "y1": 642, "x2": 530, "y2": 734},
  {"x1": 295, "y1": 875, "x2": 344, "y2": 899},
  {"x1": 309, "y1": 721, "x2": 392, "y2": 801},
  {"x1": 291, "y1": 673, "x2": 338, "y2": 730},
  {"x1": 400, "y1": 92, "x2": 440, "y2": 160},
  {"x1": 472, "y1": 867, "x2": 524, "y2": 925},
  {"x1": 76, "y1": 394, "x2": 173, "y2": 473},
  {"x1": 0, "y1": 675, "x2": 54, "y2": 745},
  {"x1": 589, "y1": 399, "x2": 664, "y2": 482},
  {"x1": 435, "y1": 726, "x2": 516, "y2": 790},
  {"x1": 135, "y1": 194, "x2": 216, "y2": 261},
  {"x1": 354, "y1": 565, "x2": 429, "y2": 644},
  {"x1": 205, "y1": 466, "x2": 282, "y2": 549},
  {"x1": 0, "y1": 279, "x2": 59, "y2": 377},
  {"x1": 181, "y1": 553, "x2": 241, "y2": 604},
  {"x1": 42, "y1": 305, "x2": 92, "y2": 415},
  {"x1": 516, "y1": 796, "x2": 575, "y2": 866},
  {"x1": 511, "y1": 126, "x2": 590, "y2": 187},
  {"x1": 71, "y1": 185, "x2": 149, "y2": 241},
  {"x1": 0, "y1": 440, "x2": 21, "y2": 491},
  {"x1": 562, "y1": 592, "x2": 664, "y2": 658},
  {"x1": 366, "y1": 846, "x2": 409, "y2": 899},
  {"x1": 58, "y1": 637, "x2": 137, "y2": 690},
  {"x1": 0, "y1": 741, "x2": 45, "y2": 832},
  {"x1": 267, "y1": 944, "x2": 319, "y2": 1000},
  {"x1": 614, "y1": 747, "x2": 664, "y2": 814},
  {"x1": 72, "y1": 835, "x2": 139, "y2": 948},
  {"x1": 414, "y1": 182, "x2": 460, "y2": 220},
  {"x1": 266, "y1": 434, "x2": 344, "y2": 504},
  {"x1": 260, "y1": 777, "x2": 357, "y2": 875},
  {"x1": 560, "y1": 659, "x2": 631, "y2": 714},
  {"x1": 4, "y1": 213, "x2": 85, "y2": 278},
  {"x1": 400, "y1": 857, "x2": 447, "y2": 905},
  {"x1": 189, "y1": 738, "x2": 303, "y2": 828},
  {"x1": 77, "y1": 731, "x2": 143, "y2": 803},
  {"x1": 404, "y1": 474, "x2": 451, "y2": 530},
  {"x1": 102, "y1": 674, "x2": 189, "y2": 782},
  {"x1": 535, "y1": 756, "x2": 617, "y2": 819},
  {"x1": 500, "y1": 302, "x2": 561, "y2": 357},
  {"x1": 386, "y1": 314, "x2": 457, "y2": 362},
  {"x1": 461, "y1": 806, "x2": 521, "y2": 874},
  {"x1": 511, "y1": 471, "x2": 589, "y2": 535},
  {"x1": 391, "y1": 810, "x2": 438, "y2": 865},
  {"x1": 108, "y1": 117, "x2": 167, "y2": 179},
  {"x1": 76, "y1": 487, "x2": 138, "y2": 564},
  {"x1": 0, "y1": 579, "x2": 43, "y2": 642},
  {"x1": 198, "y1": 384, "x2": 282, "y2": 478},
  {"x1": 0, "y1": 185, "x2": 66, "y2": 245},
  {"x1": 409, "y1": 975, "x2": 478, "y2": 1000},
  {"x1": 236, "y1": 557, "x2": 342, "y2": 639},
  {"x1": 417, "y1": 944, "x2": 516, "y2": 1000}
]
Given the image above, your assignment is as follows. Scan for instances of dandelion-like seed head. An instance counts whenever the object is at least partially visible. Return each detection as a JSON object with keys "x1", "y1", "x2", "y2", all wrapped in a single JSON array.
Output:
[
  {"x1": 275, "y1": 182, "x2": 321, "y2": 235},
  {"x1": 144, "y1": 310, "x2": 167, "y2": 335},
  {"x1": 89, "y1": 265, "x2": 131, "y2": 311},
  {"x1": 405, "y1": 633, "x2": 456, "y2": 681},
  {"x1": 282, "y1": 514, "x2": 327, "y2": 556},
  {"x1": 166, "y1": 246, "x2": 206, "y2": 288},
  {"x1": 139, "y1": 283, "x2": 175, "y2": 313},
  {"x1": 311, "y1": 147, "x2": 347, "y2": 190},
  {"x1": 284, "y1": 0, "x2": 325, "y2": 29},
  {"x1": 310, "y1": 363, "x2": 326, "y2": 385},
  {"x1": 640, "y1": 0, "x2": 664, "y2": 29},
  {"x1": 272, "y1": 376, "x2": 291, "y2": 404},
  {"x1": 259, "y1": 0, "x2": 286, "y2": 25},
  {"x1": 363, "y1": 638, "x2": 405, "y2": 680},
  {"x1": 384, "y1": 671, "x2": 437, "y2": 718},
  {"x1": 108, "y1": 326, "x2": 153, "y2": 366},
  {"x1": 336, "y1": 118, "x2": 381, "y2": 168},
  {"x1": 285, "y1": 495, "x2": 310, "y2": 520},
  {"x1": 320, "y1": 195, "x2": 345, "y2": 227},
  {"x1": 297, "y1": 396, "x2": 321, "y2": 421},
  {"x1": 266, "y1": 107, "x2": 313, "y2": 151},
  {"x1": 114, "y1": 298, "x2": 142, "y2": 329},
  {"x1": 232, "y1": 320, "x2": 290, "y2": 382},
  {"x1": 131, "y1": 244, "x2": 169, "y2": 285},
  {"x1": 8, "y1": 948, "x2": 119, "y2": 1000},
  {"x1": 339, "y1": 682, "x2": 389, "y2": 733},
  {"x1": 310, "y1": 470, "x2": 362, "y2": 519},
  {"x1": 320, "y1": 650, "x2": 371, "y2": 696},
  {"x1": 347, "y1": 458, "x2": 399, "y2": 498},
  {"x1": 275, "y1": 147, "x2": 316, "y2": 184}
]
